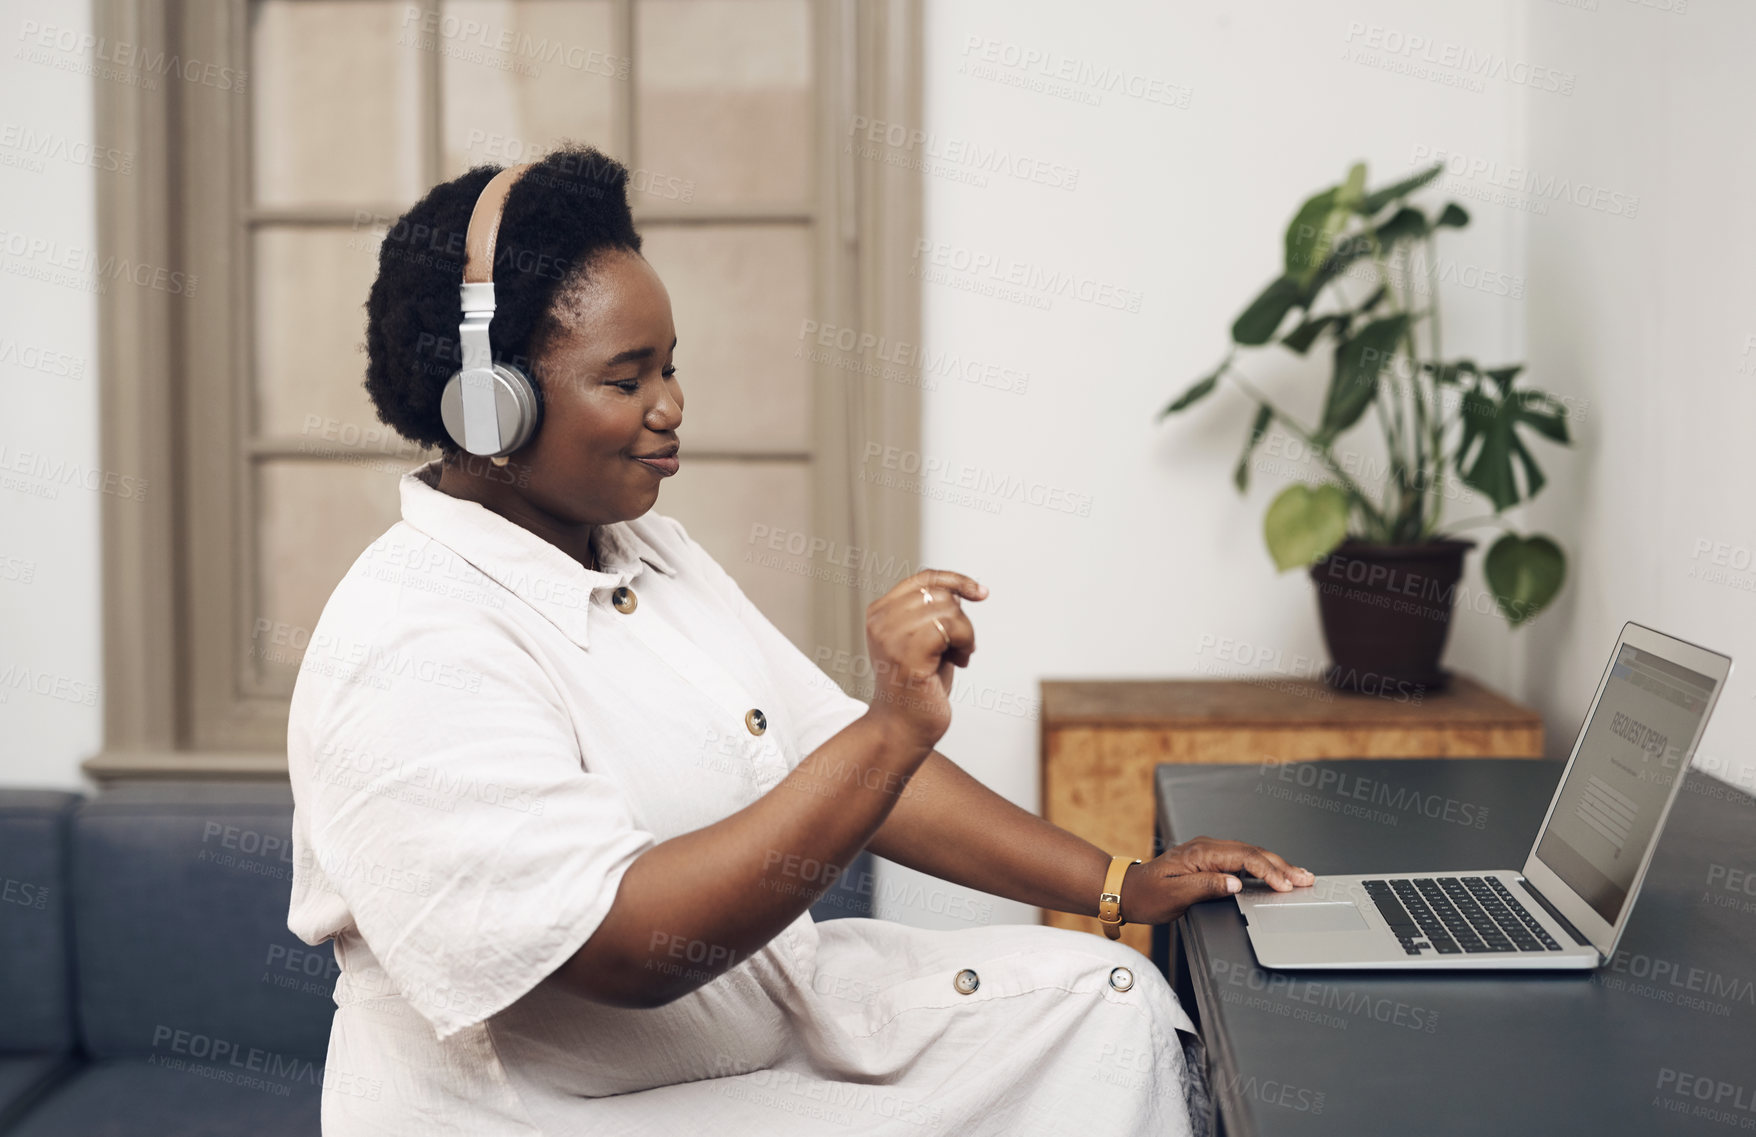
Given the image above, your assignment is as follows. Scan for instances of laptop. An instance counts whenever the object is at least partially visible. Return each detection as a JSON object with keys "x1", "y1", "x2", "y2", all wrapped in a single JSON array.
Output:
[{"x1": 1236, "y1": 622, "x2": 1732, "y2": 970}]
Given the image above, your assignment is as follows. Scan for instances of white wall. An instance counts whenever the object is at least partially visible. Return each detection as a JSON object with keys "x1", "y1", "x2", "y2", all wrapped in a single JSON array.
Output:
[
  {"x1": 0, "y1": 0, "x2": 104, "y2": 790},
  {"x1": 894, "y1": 0, "x2": 1533, "y2": 926},
  {"x1": 889, "y1": 0, "x2": 1752, "y2": 928},
  {"x1": 1521, "y1": 0, "x2": 1756, "y2": 780}
]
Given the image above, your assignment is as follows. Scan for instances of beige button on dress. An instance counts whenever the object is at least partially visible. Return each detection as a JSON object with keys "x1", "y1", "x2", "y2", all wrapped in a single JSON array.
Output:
[{"x1": 285, "y1": 459, "x2": 1209, "y2": 1136}]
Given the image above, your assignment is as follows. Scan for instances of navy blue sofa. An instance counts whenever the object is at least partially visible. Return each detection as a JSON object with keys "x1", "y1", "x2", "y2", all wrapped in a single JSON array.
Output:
[
  {"x1": 0, "y1": 782, "x2": 873, "y2": 1135},
  {"x1": 1, "y1": 783, "x2": 329, "y2": 1136},
  {"x1": 0, "y1": 790, "x2": 80, "y2": 1132}
]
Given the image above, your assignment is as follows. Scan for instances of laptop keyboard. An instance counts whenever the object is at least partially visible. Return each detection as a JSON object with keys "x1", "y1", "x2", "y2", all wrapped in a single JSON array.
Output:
[{"x1": 1363, "y1": 876, "x2": 1564, "y2": 955}]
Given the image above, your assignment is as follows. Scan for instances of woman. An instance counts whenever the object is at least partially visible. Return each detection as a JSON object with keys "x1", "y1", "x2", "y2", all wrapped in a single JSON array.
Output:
[{"x1": 285, "y1": 144, "x2": 1313, "y2": 1137}]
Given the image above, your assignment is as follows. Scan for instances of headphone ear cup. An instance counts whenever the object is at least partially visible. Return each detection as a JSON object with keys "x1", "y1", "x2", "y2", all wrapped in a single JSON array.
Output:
[
  {"x1": 495, "y1": 362, "x2": 541, "y2": 451},
  {"x1": 440, "y1": 363, "x2": 541, "y2": 457}
]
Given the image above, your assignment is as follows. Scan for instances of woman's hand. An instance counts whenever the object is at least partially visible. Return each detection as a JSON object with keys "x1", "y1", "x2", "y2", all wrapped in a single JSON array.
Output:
[
  {"x1": 861, "y1": 569, "x2": 987, "y2": 758},
  {"x1": 1119, "y1": 837, "x2": 1316, "y2": 926}
]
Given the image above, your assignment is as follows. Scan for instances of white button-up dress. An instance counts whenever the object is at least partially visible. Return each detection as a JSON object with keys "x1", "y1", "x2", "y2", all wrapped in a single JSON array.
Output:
[{"x1": 286, "y1": 459, "x2": 1208, "y2": 1136}]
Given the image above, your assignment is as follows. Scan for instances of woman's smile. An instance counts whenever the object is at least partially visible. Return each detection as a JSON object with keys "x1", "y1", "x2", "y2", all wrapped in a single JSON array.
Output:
[{"x1": 631, "y1": 443, "x2": 680, "y2": 477}]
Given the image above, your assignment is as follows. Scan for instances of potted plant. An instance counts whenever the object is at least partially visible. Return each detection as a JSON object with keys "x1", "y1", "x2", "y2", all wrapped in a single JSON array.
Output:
[{"x1": 1160, "y1": 161, "x2": 1572, "y2": 694}]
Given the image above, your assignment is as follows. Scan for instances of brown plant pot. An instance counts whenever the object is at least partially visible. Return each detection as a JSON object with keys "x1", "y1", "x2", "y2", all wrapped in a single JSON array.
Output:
[{"x1": 1308, "y1": 538, "x2": 1475, "y2": 696}]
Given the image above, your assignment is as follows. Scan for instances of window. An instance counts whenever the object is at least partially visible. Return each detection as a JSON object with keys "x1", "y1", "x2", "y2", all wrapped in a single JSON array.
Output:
[{"x1": 88, "y1": 0, "x2": 923, "y2": 776}]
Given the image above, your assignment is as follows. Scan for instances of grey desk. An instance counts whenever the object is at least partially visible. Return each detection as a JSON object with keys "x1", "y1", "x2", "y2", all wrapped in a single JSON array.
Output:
[{"x1": 1152, "y1": 758, "x2": 1756, "y2": 1137}]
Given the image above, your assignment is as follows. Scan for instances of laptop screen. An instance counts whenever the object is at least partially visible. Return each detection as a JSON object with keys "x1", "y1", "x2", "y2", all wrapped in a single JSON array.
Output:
[{"x1": 1534, "y1": 644, "x2": 1721, "y2": 925}]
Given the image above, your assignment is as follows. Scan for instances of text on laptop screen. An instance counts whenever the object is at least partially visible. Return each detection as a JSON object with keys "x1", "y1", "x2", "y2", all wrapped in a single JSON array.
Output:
[{"x1": 1535, "y1": 645, "x2": 1718, "y2": 925}]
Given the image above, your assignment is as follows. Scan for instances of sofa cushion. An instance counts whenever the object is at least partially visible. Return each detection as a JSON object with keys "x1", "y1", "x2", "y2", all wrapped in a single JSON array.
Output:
[
  {"x1": 0, "y1": 790, "x2": 80, "y2": 1054},
  {"x1": 809, "y1": 848, "x2": 876, "y2": 921},
  {"x1": 69, "y1": 782, "x2": 335, "y2": 1062},
  {"x1": 6, "y1": 1057, "x2": 321, "y2": 1137},
  {"x1": 0, "y1": 1053, "x2": 78, "y2": 1132}
]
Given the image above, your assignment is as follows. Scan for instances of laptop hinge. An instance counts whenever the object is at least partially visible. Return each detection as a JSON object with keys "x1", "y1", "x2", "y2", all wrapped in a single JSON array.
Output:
[{"x1": 1518, "y1": 877, "x2": 1593, "y2": 948}]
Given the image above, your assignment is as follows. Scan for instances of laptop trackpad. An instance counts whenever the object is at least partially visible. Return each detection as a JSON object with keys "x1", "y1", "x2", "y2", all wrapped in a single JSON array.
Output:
[{"x1": 1249, "y1": 902, "x2": 1370, "y2": 933}]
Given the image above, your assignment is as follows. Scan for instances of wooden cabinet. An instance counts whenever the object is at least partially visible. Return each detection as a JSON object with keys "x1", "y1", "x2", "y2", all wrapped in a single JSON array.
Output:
[{"x1": 1039, "y1": 675, "x2": 1544, "y2": 952}]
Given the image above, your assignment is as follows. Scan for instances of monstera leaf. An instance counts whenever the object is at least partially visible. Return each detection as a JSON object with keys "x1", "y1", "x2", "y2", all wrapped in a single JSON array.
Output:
[
  {"x1": 1357, "y1": 163, "x2": 1443, "y2": 215},
  {"x1": 1232, "y1": 276, "x2": 1304, "y2": 346},
  {"x1": 1265, "y1": 483, "x2": 1350, "y2": 571},
  {"x1": 1374, "y1": 206, "x2": 1428, "y2": 247},
  {"x1": 1484, "y1": 533, "x2": 1566, "y2": 625},
  {"x1": 1233, "y1": 404, "x2": 1273, "y2": 492},
  {"x1": 1456, "y1": 372, "x2": 1570, "y2": 510},
  {"x1": 1159, "y1": 356, "x2": 1230, "y2": 419},
  {"x1": 1285, "y1": 163, "x2": 1365, "y2": 289},
  {"x1": 1317, "y1": 314, "x2": 1408, "y2": 444}
]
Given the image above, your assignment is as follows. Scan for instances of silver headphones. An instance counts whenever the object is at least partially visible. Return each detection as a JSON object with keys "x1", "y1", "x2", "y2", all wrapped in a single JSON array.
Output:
[{"x1": 440, "y1": 163, "x2": 540, "y2": 463}]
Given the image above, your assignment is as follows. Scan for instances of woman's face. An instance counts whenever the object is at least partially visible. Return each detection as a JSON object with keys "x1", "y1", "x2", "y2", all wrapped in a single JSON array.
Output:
[{"x1": 507, "y1": 248, "x2": 683, "y2": 528}]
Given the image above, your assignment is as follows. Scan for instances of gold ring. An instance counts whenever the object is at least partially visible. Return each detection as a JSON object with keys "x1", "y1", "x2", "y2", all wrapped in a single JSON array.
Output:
[{"x1": 931, "y1": 616, "x2": 950, "y2": 648}]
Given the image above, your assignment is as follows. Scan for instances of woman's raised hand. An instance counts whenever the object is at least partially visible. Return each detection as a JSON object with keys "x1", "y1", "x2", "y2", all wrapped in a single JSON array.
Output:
[{"x1": 861, "y1": 569, "x2": 987, "y2": 758}]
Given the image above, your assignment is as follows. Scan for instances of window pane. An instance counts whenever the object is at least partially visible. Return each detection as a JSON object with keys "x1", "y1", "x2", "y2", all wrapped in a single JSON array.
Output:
[
  {"x1": 251, "y1": 0, "x2": 425, "y2": 207},
  {"x1": 438, "y1": 0, "x2": 621, "y2": 178},
  {"x1": 635, "y1": 0, "x2": 812, "y2": 208},
  {"x1": 253, "y1": 460, "x2": 407, "y2": 692},
  {"x1": 639, "y1": 225, "x2": 812, "y2": 451},
  {"x1": 656, "y1": 458, "x2": 812, "y2": 648},
  {"x1": 252, "y1": 226, "x2": 389, "y2": 444}
]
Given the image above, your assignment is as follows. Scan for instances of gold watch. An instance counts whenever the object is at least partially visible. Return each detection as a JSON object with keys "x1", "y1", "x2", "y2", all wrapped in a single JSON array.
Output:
[{"x1": 1097, "y1": 854, "x2": 1142, "y2": 941}]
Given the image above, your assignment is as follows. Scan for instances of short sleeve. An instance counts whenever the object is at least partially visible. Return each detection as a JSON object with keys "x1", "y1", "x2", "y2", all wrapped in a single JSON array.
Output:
[
  {"x1": 657, "y1": 515, "x2": 871, "y2": 765},
  {"x1": 287, "y1": 616, "x2": 655, "y2": 1042}
]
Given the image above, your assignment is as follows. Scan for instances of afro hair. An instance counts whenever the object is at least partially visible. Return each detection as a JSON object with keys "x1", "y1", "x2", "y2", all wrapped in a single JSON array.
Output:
[{"x1": 362, "y1": 143, "x2": 643, "y2": 455}]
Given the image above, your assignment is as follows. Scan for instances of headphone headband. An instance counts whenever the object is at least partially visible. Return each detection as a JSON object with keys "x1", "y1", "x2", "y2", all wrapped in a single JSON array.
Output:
[{"x1": 463, "y1": 163, "x2": 533, "y2": 285}]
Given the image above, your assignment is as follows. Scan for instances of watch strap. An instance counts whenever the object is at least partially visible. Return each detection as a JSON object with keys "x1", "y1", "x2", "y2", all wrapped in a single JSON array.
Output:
[{"x1": 1098, "y1": 854, "x2": 1141, "y2": 941}]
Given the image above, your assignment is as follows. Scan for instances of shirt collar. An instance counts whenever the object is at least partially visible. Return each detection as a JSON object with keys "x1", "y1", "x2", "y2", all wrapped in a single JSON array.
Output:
[{"x1": 396, "y1": 458, "x2": 676, "y2": 650}]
